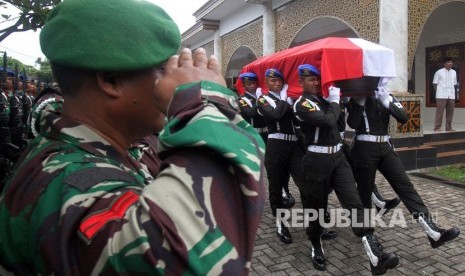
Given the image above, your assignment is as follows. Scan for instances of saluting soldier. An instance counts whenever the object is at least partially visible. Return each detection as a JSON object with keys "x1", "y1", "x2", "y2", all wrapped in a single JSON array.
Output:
[{"x1": 0, "y1": 0, "x2": 265, "y2": 274}]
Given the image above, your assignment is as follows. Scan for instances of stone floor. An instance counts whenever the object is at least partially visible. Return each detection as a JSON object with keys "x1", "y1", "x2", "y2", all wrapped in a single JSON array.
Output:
[{"x1": 251, "y1": 173, "x2": 465, "y2": 276}]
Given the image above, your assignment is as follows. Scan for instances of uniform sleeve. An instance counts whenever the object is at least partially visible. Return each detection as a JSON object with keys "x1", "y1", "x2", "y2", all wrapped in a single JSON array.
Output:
[
  {"x1": 133, "y1": 149, "x2": 259, "y2": 275},
  {"x1": 256, "y1": 95, "x2": 289, "y2": 121},
  {"x1": 294, "y1": 98, "x2": 341, "y2": 127},
  {"x1": 238, "y1": 96, "x2": 256, "y2": 120},
  {"x1": 387, "y1": 95, "x2": 408, "y2": 124},
  {"x1": 337, "y1": 109, "x2": 346, "y2": 132}
]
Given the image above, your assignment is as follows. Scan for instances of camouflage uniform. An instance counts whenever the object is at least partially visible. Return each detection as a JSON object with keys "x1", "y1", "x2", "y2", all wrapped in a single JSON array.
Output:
[
  {"x1": 0, "y1": 81, "x2": 266, "y2": 275},
  {"x1": 0, "y1": 91, "x2": 12, "y2": 186},
  {"x1": 0, "y1": 91, "x2": 10, "y2": 143},
  {"x1": 7, "y1": 90, "x2": 25, "y2": 149},
  {"x1": 129, "y1": 134, "x2": 161, "y2": 177},
  {"x1": 27, "y1": 87, "x2": 64, "y2": 138}
]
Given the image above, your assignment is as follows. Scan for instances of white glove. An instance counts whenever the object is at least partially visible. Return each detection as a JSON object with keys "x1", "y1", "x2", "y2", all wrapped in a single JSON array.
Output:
[
  {"x1": 279, "y1": 84, "x2": 288, "y2": 100},
  {"x1": 324, "y1": 86, "x2": 340, "y2": 103},
  {"x1": 286, "y1": 97, "x2": 294, "y2": 105},
  {"x1": 353, "y1": 96, "x2": 366, "y2": 106},
  {"x1": 375, "y1": 87, "x2": 390, "y2": 109},
  {"x1": 255, "y1": 87, "x2": 262, "y2": 98}
]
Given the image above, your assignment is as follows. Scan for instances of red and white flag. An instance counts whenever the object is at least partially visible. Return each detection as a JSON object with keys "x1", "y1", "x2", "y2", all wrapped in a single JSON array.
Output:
[{"x1": 236, "y1": 37, "x2": 396, "y2": 97}]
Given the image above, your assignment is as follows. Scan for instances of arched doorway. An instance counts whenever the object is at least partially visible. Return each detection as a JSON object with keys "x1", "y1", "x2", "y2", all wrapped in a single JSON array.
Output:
[
  {"x1": 290, "y1": 17, "x2": 359, "y2": 48},
  {"x1": 413, "y1": 1, "x2": 465, "y2": 124},
  {"x1": 225, "y1": 46, "x2": 257, "y2": 90}
]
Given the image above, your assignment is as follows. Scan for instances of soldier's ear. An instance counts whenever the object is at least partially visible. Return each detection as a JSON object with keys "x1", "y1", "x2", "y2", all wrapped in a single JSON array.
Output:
[
  {"x1": 102, "y1": 73, "x2": 116, "y2": 85},
  {"x1": 96, "y1": 72, "x2": 120, "y2": 98}
]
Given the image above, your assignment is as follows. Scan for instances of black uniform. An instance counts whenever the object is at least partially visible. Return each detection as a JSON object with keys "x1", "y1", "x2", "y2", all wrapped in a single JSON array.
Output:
[
  {"x1": 238, "y1": 91, "x2": 268, "y2": 143},
  {"x1": 294, "y1": 93, "x2": 374, "y2": 240},
  {"x1": 257, "y1": 91, "x2": 304, "y2": 217},
  {"x1": 346, "y1": 95, "x2": 430, "y2": 217},
  {"x1": 347, "y1": 94, "x2": 460, "y2": 249}
]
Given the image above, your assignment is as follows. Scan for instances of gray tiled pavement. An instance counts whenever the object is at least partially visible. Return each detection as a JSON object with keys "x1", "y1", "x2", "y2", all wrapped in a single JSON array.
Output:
[{"x1": 251, "y1": 173, "x2": 465, "y2": 276}]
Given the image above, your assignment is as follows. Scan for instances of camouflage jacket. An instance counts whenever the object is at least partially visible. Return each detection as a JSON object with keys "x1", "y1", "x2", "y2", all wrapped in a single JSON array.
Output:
[
  {"x1": 0, "y1": 81, "x2": 266, "y2": 275},
  {"x1": 129, "y1": 134, "x2": 161, "y2": 177}
]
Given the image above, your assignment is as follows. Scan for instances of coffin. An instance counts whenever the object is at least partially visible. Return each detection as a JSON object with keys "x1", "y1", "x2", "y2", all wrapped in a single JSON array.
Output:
[{"x1": 236, "y1": 37, "x2": 396, "y2": 98}]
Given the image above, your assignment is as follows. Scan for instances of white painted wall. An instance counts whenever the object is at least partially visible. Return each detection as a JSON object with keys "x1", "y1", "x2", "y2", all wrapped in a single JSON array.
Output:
[{"x1": 189, "y1": 0, "x2": 292, "y2": 50}]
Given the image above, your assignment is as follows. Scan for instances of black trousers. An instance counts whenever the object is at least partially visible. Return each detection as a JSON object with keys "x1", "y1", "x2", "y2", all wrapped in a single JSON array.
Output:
[
  {"x1": 351, "y1": 140, "x2": 430, "y2": 218},
  {"x1": 265, "y1": 138, "x2": 304, "y2": 217},
  {"x1": 302, "y1": 150, "x2": 373, "y2": 239}
]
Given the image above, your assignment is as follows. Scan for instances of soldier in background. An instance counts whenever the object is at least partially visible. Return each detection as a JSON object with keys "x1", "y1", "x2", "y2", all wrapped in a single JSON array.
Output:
[
  {"x1": 0, "y1": 72, "x2": 12, "y2": 187},
  {"x1": 294, "y1": 64, "x2": 398, "y2": 274},
  {"x1": 238, "y1": 72, "x2": 268, "y2": 143},
  {"x1": 19, "y1": 75, "x2": 33, "y2": 138},
  {"x1": 27, "y1": 86, "x2": 63, "y2": 139},
  {"x1": 346, "y1": 87, "x2": 460, "y2": 249},
  {"x1": 0, "y1": 69, "x2": 20, "y2": 188},
  {"x1": 237, "y1": 71, "x2": 296, "y2": 210},
  {"x1": 257, "y1": 68, "x2": 305, "y2": 244},
  {"x1": 8, "y1": 71, "x2": 27, "y2": 151}
]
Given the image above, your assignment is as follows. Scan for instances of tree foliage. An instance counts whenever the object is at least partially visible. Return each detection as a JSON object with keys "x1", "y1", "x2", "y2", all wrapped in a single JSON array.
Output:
[
  {"x1": 0, "y1": 0, "x2": 60, "y2": 42},
  {"x1": 34, "y1": 56, "x2": 52, "y2": 83}
]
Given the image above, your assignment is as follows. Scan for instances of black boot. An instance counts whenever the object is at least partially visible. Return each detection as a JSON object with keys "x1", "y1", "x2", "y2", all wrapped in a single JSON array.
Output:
[
  {"x1": 418, "y1": 216, "x2": 460, "y2": 249},
  {"x1": 311, "y1": 238, "x2": 326, "y2": 271},
  {"x1": 371, "y1": 189, "x2": 400, "y2": 216},
  {"x1": 362, "y1": 234, "x2": 399, "y2": 275},
  {"x1": 276, "y1": 222, "x2": 292, "y2": 244},
  {"x1": 282, "y1": 189, "x2": 295, "y2": 209},
  {"x1": 321, "y1": 228, "x2": 337, "y2": 240}
]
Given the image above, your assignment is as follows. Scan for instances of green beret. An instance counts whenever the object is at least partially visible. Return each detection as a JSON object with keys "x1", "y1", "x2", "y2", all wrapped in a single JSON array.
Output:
[{"x1": 40, "y1": 0, "x2": 181, "y2": 71}]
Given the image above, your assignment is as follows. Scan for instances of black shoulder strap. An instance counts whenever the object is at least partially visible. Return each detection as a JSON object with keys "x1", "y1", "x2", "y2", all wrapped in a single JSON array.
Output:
[{"x1": 63, "y1": 167, "x2": 138, "y2": 192}]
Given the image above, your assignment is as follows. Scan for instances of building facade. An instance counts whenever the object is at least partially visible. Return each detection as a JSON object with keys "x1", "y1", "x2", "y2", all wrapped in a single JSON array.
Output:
[{"x1": 182, "y1": 0, "x2": 465, "y2": 137}]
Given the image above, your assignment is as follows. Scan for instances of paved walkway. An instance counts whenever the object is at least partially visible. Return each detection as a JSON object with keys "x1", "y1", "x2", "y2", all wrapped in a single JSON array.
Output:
[{"x1": 251, "y1": 173, "x2": 465, "y2": 275}]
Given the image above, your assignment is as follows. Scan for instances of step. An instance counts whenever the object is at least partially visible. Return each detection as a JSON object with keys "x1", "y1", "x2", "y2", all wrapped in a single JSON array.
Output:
[
  {"x1": 423, "y1": 139, "x2": 465, "y2": 153},
  {"x1": 424, "y1": 138, "x2": 465, "y2": 146},
  {"x1": 423, "y1": 131, "x2": 465, "y2": 143},
  {"x1": 396, "y1": 143, "x2": 465, "y2": 170},
  {"x1": 344, "y1": 130, "x2": 465, "y2": 170},
  {"x1": 395, "y1": 145, "x2": 438, "y2": 170},
  {"x1": 436, "y1": 150, "x2": 465, "y2": 167}
]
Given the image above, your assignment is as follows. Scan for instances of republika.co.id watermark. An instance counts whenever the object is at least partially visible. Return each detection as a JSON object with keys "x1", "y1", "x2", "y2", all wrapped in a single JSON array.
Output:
[{"x1": 276, "y1": 208, "x2": 439, "y2": 228}]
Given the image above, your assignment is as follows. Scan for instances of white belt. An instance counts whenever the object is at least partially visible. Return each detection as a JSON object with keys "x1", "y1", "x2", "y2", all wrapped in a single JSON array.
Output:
[
  {"x1": 268, "y1": 133, "x2": 298, "y2": 141},
  {"x1": 255, "y1": 127, "x2": 268, "y2": 133},
  {"x1": 308, "y1": 143, "x2": 342, "y2": 154},
  {"x1": 356, "y1": 134, "x2": 390, "y2": 143}
]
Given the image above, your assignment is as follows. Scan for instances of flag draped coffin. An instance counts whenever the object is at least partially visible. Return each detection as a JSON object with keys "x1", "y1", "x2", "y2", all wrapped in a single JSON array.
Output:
[{"x1": 236, "y1": 37, "x2": 396, "y2": 97}]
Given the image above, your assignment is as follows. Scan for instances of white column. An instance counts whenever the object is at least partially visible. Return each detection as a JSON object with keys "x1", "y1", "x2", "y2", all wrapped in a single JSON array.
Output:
[
  {"x1": 262, "y1": 1, "x2": 275, "y2": 55},
  {"x1": 214, "y1": 29, "x2": 222, "y2": 73},
  {"x1": 379, "y1": 0, "x2": 408, "y2": 93}
]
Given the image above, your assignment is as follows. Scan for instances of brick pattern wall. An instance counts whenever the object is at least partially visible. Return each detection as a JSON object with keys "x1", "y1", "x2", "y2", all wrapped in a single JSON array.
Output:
[
  {"x1": 275, "y1": 0, "x2": 379, "y2": 50},
  {"x1": 222, "y1": 19, "x2": 263, "y2": 74}
]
